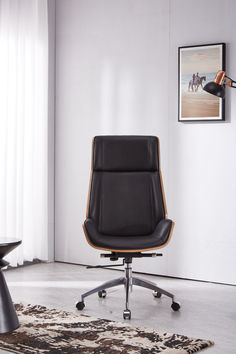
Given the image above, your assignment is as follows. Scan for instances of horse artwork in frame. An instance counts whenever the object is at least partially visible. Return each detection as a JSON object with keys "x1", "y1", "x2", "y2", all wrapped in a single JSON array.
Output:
[{"x1": 178, "y1": 43, "x2": 225, "y2": 122}]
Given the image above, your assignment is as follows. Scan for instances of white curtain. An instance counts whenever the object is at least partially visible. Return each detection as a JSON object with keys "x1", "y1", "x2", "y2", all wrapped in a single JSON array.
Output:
[{"x1": 0, "y1": 0, "x2": 49, "y2": 266}]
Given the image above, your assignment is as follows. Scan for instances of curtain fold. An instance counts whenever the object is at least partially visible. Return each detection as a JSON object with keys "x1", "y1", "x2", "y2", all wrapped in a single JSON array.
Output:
[{"x1": 0, "y1": 0, "x2": 49, "y2": 266}]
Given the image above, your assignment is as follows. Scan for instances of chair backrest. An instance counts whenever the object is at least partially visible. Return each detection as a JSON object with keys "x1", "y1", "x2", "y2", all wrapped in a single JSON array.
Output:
[{"x1": 88, "y1": 136, "x2": 166, "y2": 236}]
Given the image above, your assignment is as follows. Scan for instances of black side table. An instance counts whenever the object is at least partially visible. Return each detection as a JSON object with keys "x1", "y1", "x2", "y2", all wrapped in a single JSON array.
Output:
[{"x1": 0, "y1": 239, "x2": 22, "y2": 334}]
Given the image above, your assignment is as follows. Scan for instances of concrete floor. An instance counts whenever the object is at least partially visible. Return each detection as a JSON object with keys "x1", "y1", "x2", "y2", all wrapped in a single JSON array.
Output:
[{"x1": 1, "y1": 262, "x2": 236, "y2": 353}]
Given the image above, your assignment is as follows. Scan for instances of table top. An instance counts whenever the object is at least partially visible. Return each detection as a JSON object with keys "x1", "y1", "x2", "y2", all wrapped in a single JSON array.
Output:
[
  {"x1": 0, "y1": 240, "x2": 22, "y2": 260},
  {"x1": 0, "y1": 239, "x2": 22, "y2": 247}
]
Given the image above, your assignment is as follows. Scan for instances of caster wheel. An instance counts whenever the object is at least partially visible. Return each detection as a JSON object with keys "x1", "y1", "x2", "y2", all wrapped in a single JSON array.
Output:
[
  {"x1": 153, "y1": 291, "x2": 162, "y2": 298},
  {"x1": 76, "y1": 301, "x2": 85, "y2": 310},
  {"x1": 171, "y1": 301, "x2": 181, "y2": 311},
  {"x1": 98, "y1": 290, "x2": 107, "y2": 298},
  {"x1": 123, "y1": 309, "x2": 131, "y2": 320}
]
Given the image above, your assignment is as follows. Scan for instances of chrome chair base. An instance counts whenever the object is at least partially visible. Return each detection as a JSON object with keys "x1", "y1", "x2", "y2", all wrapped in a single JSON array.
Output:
[{"x1": 76, "y1": 259, "x2": 180, "y2": 319}]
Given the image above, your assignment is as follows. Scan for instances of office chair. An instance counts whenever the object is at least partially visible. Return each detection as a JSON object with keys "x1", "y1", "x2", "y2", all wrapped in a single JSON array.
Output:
[{"x1": 76, "y1": 136, "x2": 180, "y2": 319}]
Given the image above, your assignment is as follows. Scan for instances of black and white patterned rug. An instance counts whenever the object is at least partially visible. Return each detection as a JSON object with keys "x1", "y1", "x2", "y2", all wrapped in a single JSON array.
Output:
[{"x1": 0, "y1": 304, "x2": 213, "y2": 353}]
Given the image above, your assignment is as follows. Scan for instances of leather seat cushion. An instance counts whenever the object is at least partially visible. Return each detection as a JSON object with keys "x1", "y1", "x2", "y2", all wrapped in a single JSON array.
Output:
[{"x1": 84, "y1": 218, "x2": 173, "y2": 251}]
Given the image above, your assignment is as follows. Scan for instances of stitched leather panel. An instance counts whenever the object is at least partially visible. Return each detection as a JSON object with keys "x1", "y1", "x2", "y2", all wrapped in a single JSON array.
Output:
[
  {"x1": 89, "y1": 171, "x2": 165, "y2": 236},
  {"x1": 84, "y1": 218, "x2": 172, "y2": 250},
  {"x1": 99, "y1": 172, "x2": 154, "y2": 235},
  {"x1": 93, "y1": 136, "x2": 159, "y2": 171}
]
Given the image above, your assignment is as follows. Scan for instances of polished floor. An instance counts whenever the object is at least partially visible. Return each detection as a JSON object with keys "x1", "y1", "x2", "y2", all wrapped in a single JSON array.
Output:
[{"x1": 1, "y1": 262, "x2": 236, "y2": 353}]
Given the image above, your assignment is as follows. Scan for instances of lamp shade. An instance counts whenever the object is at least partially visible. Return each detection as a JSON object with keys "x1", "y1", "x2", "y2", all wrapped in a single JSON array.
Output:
[{"x1": 203, "y1": 81, "x2": 225, "y2": 98}]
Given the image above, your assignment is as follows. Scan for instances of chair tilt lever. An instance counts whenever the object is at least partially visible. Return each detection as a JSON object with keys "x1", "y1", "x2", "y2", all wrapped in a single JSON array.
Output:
[
  {"x1": 86, "y1": 253, "x2": 163, "y2": 278},
  {"x1": 100, "y1": 252, "x2": 163, "y2": 260},
  {"x1": 86, "y1": 259, "x2": 125, "y2": 269}
]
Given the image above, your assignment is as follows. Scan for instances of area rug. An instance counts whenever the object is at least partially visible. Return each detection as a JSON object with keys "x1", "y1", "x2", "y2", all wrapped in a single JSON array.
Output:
[{"x1": 0, "y1": 304, "x2": 213, "y2": 353}]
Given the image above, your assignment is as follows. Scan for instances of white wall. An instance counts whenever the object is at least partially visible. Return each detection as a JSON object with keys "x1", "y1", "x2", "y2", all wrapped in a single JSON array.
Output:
[
  {"x1": 167, "y1": 0, "x2": 236, "y2": 284},
  {"x1": 55, "y1": 0, "x2": 236, "y2": 284},
  {"x1": 55, "y1": 0, "x2": 170, "y2": 275}
]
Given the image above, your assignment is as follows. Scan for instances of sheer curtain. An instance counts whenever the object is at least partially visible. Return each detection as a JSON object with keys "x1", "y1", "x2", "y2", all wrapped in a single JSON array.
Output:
[{"x1": 0, "y1": 0, "x2": 49, "y2": 266}]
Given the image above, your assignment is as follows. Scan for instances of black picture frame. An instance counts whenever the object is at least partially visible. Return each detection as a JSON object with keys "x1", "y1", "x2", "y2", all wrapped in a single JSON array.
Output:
[{"x1": 178, "y1": 43, "x2": 225, "y2": 122}]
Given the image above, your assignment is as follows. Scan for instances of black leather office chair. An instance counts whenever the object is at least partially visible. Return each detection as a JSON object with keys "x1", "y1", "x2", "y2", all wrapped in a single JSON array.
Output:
[{"x1": 76, "y1": 136, "x2": 180, "y2": 319}]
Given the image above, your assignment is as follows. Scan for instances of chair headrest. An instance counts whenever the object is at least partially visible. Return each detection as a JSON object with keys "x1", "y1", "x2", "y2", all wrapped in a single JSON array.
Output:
[{"x1": 93, "y1": 136, "x2": 159, "y2": 172}]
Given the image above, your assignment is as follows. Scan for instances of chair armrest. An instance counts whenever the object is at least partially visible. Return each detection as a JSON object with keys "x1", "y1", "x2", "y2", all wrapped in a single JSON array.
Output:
[{"x1": 155, "y1": 219, "x2": 174, "y2": 245}]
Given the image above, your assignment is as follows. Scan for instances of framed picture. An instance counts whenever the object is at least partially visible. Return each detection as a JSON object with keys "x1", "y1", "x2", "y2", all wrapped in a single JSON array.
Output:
[{"x1": 178, "y1": 43, "x2": 225, "y2": 122}]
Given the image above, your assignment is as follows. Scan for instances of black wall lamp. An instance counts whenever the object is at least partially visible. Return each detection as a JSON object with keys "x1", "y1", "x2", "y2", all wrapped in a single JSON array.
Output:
[{"x1": 203, "y1": 70, "x2": 236, "y2": 98}]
